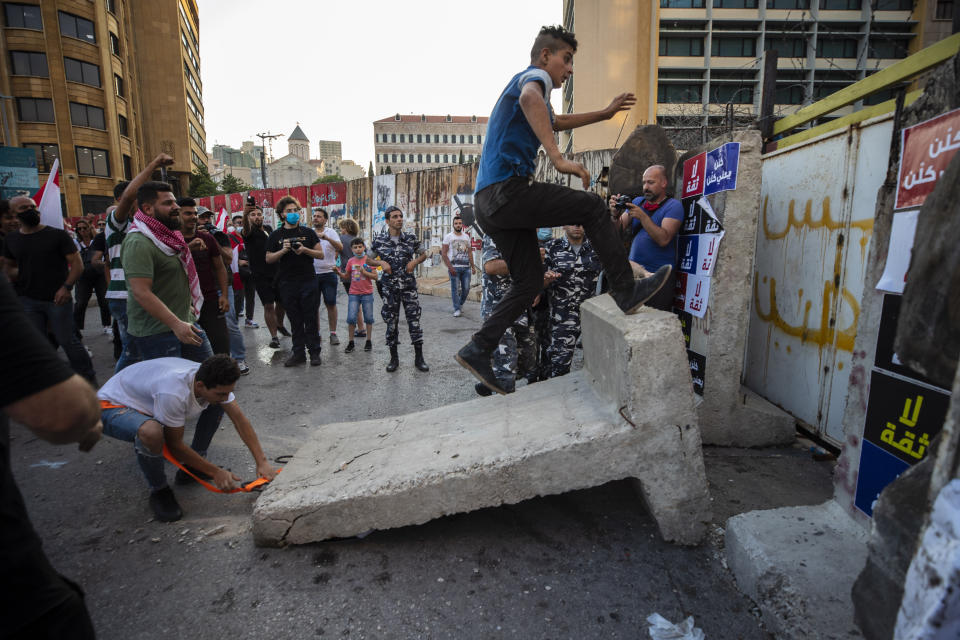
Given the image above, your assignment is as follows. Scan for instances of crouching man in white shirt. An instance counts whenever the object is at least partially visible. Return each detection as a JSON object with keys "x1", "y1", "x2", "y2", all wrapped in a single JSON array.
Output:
[{"x1": 97, "y1": 354, "x2": 276, "y2": 522}]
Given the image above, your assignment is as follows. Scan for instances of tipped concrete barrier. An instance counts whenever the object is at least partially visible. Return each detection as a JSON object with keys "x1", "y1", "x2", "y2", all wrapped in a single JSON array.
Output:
[{"x1": 253, "y1": 295, "x2": 711, "y2": 547}]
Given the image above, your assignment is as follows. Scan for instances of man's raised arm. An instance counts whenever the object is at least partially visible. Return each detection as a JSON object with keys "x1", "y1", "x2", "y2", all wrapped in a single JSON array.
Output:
[{"x1": 115, "y1": 154, "x2": 174, "y2": 222}]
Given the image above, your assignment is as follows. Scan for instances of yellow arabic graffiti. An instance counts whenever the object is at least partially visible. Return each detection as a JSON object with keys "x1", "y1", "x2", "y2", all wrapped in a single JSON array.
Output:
[
  {"x1": 762, "y1": 196, "x2": 874, "y2": 240},
  {"x1": 752, "y1": 274, "x2": 860, "y2": 352}
]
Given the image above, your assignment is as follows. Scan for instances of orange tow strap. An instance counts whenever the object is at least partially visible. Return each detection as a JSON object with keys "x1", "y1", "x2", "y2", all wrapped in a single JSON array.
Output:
[
  {"x1": 162, "y1": 444, "x2": 280, "y2": 494},
  {"x1": 99, "y1": 401, "x2": 281, "y2": 493}
]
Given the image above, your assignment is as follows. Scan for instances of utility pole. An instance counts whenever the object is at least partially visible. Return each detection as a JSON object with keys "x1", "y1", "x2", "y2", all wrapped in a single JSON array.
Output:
[{"x1": 256, "y1": 131, "x2": 282, "y2": 188}]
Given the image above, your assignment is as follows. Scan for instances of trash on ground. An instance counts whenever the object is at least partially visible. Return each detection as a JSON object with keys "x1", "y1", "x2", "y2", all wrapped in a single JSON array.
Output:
[{"x1": 647, "y1": 613, "x2": 705, "y2": 640}]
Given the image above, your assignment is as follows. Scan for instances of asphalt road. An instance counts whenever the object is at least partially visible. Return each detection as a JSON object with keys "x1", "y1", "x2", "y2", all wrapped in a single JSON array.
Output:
[{"x1": 10, "y1": 291, "x2": 834, "y2": 639}]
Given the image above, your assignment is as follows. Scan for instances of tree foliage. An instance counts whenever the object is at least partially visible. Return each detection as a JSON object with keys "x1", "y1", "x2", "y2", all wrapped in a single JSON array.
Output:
[
  {"x1": 313, "y1": 174, "x2": 344, "y2": 184},
  {"x1": 220, "y1": 173, "x2": 255, "y2": 194},
  {"x1": 189, "y1": 165, "x2": 218, "y2": 197},
  {"x1": 368, "y1": 161, "x2": 375, "y2": 177}
]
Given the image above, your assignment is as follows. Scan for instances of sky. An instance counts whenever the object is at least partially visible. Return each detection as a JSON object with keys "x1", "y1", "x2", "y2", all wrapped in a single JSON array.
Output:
[{"x1": 198, "y1": 0, "x2": 562, "y2": 170}]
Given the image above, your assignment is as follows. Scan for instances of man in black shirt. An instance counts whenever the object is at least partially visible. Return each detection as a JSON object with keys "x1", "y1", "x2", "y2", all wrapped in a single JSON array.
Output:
[
  {"x1": 181, "y1": 199, "x2": 230, "y2": 355},
  {"x1": 0, "y1": 272, "x2": 102, "y2": 639},
  {"x1": 266, "y1": 196, "x2": 324, "y2": 367},
  {"x1": 1, "y1": 196, "x2": 97, "y2": 384},
  {"x1": 243, "y1": 205, "x2": 285, "y2": 348}
]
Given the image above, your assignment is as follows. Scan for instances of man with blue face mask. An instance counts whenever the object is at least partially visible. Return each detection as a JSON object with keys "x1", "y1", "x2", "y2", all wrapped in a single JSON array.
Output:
[{"x1": 265, "y1": 196, "x2": 324, "y2": 367}]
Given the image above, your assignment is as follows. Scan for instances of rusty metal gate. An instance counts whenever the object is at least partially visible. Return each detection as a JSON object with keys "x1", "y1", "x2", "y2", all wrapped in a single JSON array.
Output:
[{"x1": 744, "y1": 115, "x2": 893, "y2": 445}]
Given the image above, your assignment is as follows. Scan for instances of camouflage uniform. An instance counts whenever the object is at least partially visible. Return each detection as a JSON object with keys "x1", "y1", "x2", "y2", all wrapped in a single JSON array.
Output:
[
  {"x1": 544, "y1": 236, "x2": 601, "y2": 378},
  {"x1": 480, "y1": 236, "x2": 536, "y2": 393},
  {"x1": 370, "y1": 231, "x2": 424, "y2": 347}
]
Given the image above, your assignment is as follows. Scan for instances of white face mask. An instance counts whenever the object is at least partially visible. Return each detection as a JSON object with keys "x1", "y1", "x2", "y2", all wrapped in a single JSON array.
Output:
[{"x1": 227, "y1": 226, "x2": 236, "y2": 233}]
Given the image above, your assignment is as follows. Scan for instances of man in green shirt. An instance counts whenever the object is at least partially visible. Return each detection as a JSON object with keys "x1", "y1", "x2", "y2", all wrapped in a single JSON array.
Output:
[{"x1": 121, "y1": 181, "x2": 223, "y2": 484}]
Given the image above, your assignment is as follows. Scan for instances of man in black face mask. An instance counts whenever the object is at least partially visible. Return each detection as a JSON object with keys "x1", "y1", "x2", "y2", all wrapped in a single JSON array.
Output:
[{"x1": 1, "y1": 196, "x2": 98, "y2": 384}]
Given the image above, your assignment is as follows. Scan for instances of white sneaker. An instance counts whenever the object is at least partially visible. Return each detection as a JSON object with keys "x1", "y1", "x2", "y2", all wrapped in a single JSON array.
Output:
[
  {"x1": 102, "y1": 326, "x2": 113, "y2": 337},
  {"x1": 237, "y1": 360, "x2": 250, "y2": 375},
  {"x1": 453, "y1": 309, "x2": 462, "y2": 317}
]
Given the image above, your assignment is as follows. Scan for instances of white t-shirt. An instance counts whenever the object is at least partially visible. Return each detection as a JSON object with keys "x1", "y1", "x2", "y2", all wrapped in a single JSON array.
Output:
[
  {"x1": 97, "y1": 357, "x2": 236, "y2": 427},
  {"x1": 443, "y1": 231, "x2": 472, "y2": 268},
  {"x1": 313, "y1": 226, "x2": 341, "y2": 274}
]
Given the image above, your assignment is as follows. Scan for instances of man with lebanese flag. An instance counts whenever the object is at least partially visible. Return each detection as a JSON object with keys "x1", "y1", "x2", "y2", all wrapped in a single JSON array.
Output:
[{"x1": 1, "y1": 160, "x2": 98, "y2": 384}]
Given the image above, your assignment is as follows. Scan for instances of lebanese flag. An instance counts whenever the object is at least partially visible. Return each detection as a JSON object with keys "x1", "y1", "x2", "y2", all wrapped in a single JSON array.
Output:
[
  {"x1": 33, "y1": 158, "x2": 63, "y2": 228},
  {"x1": 215, "y1": 207, "x2": 230, "y2": 232}
]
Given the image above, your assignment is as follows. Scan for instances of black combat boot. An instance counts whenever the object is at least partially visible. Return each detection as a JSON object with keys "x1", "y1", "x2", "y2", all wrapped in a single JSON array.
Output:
[
  {"x1": 386, "y1": 345, "x2": 399, "y2": 372},
  {"x1": 414, "y1": 343, "x2": 429, "y2": 372}
]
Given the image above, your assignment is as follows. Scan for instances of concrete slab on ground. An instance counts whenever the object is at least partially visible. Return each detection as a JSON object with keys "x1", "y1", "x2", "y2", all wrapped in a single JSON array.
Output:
[
  {"x1": 254, "y1": 294, "x2": 712, "y2": 547},
  {"x1": 725, "y1": 500, "x2": 868, "y2": 640},
  {"x1": 417, "y1": 276, "x2": 481, "y2": 302}
]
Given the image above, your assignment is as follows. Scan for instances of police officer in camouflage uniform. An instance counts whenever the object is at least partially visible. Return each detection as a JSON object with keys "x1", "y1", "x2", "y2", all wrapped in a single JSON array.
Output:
[
  {"x1": 544, "y1": 224, "x2": 601, "y2": 378},
  {"x1": 369, "y1": 206, "x2": 430, "y2": 372},
  {"x1": 475, "y1": 235, "x2": 547, "y2": 396}
]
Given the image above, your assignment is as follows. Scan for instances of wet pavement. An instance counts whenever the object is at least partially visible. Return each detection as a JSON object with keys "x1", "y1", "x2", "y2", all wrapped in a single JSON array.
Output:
[{"x1": 10, "y1": 292, "x2": 835, "y2": 639}]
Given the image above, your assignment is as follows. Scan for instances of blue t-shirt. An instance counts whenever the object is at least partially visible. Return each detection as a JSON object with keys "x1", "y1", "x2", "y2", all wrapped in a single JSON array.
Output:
[
  {"x1": 628, "y1": 197, "x2": 684, "y2": 271},
  {"x1": 475, "y1": 66, "x2": 554, "y2": 193}
]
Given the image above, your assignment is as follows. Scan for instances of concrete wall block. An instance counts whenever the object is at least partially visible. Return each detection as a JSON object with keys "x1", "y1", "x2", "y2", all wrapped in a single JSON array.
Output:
[{"x1": 580, "y1": 295, "x2": 696, "y2": 428}]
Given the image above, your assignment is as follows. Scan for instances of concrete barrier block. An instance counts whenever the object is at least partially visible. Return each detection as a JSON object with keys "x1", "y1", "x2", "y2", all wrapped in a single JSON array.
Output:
[{"x1": 253, "y1": 292, "x2": 711, "y2": 548}]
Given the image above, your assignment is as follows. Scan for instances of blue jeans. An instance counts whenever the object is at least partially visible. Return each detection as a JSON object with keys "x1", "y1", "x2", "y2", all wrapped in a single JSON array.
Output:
[
  {"x1": 101, "y1": 406, "x2": 167, "y2": 490},
  {"x1": 347, "y1": 293, "x2": 374, "y2": 326},
  {"x1": 449, "y1": 266, "x2": 471, "y2": 311},
  {"x1": 19, "y1": 296, "x2": 96, "y2": 381},
  {"x1": 224, "y1": 288, "x2": 246, "y2": 360},
  {"x1": 125, "y1": 325, "x2": 223, "y2": 462},
  {"x1": 108, "y1": 298, "x2": 141, "y2": 372}
]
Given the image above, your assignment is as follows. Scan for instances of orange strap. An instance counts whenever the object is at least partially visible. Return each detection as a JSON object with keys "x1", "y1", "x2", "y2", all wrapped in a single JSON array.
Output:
[
  {"x1": 100, "y1": 401, "x2": 281, "y2": 493},
  {"x1": 162, "y1": 445, "x2": 280, "y2": 494}
]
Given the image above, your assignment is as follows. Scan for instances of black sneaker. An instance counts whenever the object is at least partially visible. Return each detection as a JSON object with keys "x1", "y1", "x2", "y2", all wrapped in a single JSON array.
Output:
[
  {"x1": 611, "y1": 264, "x2": 672, "y2": 314},
  {"x1": 455, "y1": 341, "x2": 505, "y2": 395},
  {"x1": 284, "y1": 352, "x2": 306, "y2": 367},
  {"x1": 309, "y1": 351, "x2": 322, "y2": 366},
  {"x1": 363, "y1": 340, "x2": 372, "y2": 352},
  {"x1": 278, "y1": 326, "x2": 292, "y2": 337},
  {"x1": 474, "y1": 382, "x2": 493, "y2": 397},
  {"x1": 345, "y1": 340, "x2": 355, "y2": 353},
  {"x1": 355, "y1": 329, "x2": 367, "y2": 338},
  {"x1": 149, "y1": 487, "x2": 182, "y2": 522},
  {"x1": 174, "y1": 465, "x2": 211, "y2": 486},
  {"x1": 269, "y1": 336, "x2": 281, "y2": 349}
]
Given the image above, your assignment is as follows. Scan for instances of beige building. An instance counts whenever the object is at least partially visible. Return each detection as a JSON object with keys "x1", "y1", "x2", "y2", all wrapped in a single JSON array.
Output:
[
  {"x1": 0, "y1": 0, "x2": 205, "y2": 215},
  {"x1": 373, "y1": 114, "x2": 488, "y2": 174},
  {"x1": 561, "y1": 0, "x2": 956, "y2": 152},
  {"x1": 338, "y1": 159, "x2": 364, "y2": 180},
  {"x1": 266, "y1": 125, "x2": 320, "y2": 188}
]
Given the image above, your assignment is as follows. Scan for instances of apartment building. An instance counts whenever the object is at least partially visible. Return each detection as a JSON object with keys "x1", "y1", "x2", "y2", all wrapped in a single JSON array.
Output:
[
  {"x1": 561, "y1": 0, "x2": 955, "y2": 152},
  {"x1": 0, "y1": 0, "x2": 205, "y2": 215},
  {"x1": 373, "y1": 114, "x2": 487, "y2": 174}
]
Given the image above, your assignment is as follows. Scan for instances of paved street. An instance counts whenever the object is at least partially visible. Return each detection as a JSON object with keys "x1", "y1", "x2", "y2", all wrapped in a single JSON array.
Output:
[{"x1": 10, "y1": 292, "x2": 834, "y2": 639}]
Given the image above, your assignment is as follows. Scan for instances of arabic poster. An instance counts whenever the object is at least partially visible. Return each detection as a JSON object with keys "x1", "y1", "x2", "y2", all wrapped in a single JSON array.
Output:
[
  {"x1": 854, "y1": 369, "x2": 950, "y2": 517},
  {"x1": 309, "y1": 183, "x2": 347, "y2": 221},
  {"x1": 683, "y1": 273, "x2": 711, "y2": 318},
  {"x1": 894, "y1": 107, "x2": 960, "y2": 211},
  {"x1": 228, "y1": 192, "x2": 245, "y2": 213},
  {"x1": 876, "y1": 208, "x2": 919, "y2": 293},
  {"x1": 703, "y1": 142, "x2": 740, "y2": 196},
  {"x1": 682, "y1": 153, "x2": 706, "y2": 198}
]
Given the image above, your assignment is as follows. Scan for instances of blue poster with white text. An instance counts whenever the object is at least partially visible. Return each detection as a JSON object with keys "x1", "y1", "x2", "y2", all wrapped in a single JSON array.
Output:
[{"x1": 704, "y1": 142, "x2": 740, "y2": 196}]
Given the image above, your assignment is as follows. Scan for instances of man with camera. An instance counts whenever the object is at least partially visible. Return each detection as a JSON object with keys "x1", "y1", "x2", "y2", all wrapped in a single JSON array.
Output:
[
  {"x1": 610, "y1": 164, "x2": 682, "y2": 312},
  {"x1": 265, "y1": 196, "x2": 324, "y2": 367}
]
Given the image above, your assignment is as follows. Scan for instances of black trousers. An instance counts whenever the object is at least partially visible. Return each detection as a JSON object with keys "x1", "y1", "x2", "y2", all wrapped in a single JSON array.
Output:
[
  {"x1": 73, "y1": 266, "x2": 110, "y2": 329},
  {"x1": 197, "y1": 297, "x2": 229, "y2": 355},
  {"x1": 472, "y1": 177, "x2": 633, "y2": 351},
  {"x1": 278, "y1": 278, "x2": 321, "y2": 355}
]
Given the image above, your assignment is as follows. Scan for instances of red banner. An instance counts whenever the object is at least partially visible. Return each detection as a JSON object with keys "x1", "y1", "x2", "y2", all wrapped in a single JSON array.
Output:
[
  {"x1": 288, "y1": 186, "x2": 308, "y2": 209},
  {"x1": 213, "y1": 194, "x2": 227, "y2": 212},
  {"x1": 309, "y1": 183, "x2": 346, "y2": 209},
  {"x1": 196, "y1": 196, "x2": 212, "y2": 211},
  {"x1": 229, "y1": 192, "x2": 245, "y2": 213},
  {"x1": 250, "y1": 189, "x2": 273, "y2": 209},
  {"x1": 682, "y1": 153, "x2": 706, "y2": 199},
  {"x1": 895, "y1": 107, "x2": 960, "y2": 210},
  {"x1": 271, "y1": 188, "x2": 289, "y2": 204}
]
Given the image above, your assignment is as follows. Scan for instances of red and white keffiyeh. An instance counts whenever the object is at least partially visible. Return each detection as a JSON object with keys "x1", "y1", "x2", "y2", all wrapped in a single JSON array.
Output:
[{"x1": 127, "y1": 210, "x2": 203, "y2": 318}]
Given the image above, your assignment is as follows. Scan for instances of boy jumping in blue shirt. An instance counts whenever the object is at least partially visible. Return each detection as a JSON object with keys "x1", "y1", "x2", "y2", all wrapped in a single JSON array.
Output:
[{"x1": 456, "y1": 25, "x2": 671, "y2": 394}]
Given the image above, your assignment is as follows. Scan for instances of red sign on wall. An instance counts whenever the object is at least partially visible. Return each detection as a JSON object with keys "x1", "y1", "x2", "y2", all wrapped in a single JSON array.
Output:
[
  {"x1": 250, "y1": 189, "x2": 272, "y2": 209},
  {"x1": 309, "y1": 183, "x2": 346, "y2": 208},
  {"x1": 895, "y1": 107, "x2": 960, "y2": 210},
  {"x1": 682, "y1": 153, "x2": 706, "y2": 199},
  {"x1": 229, "y1": 192, "x2": 245, "y2": 213},
  {"x1": 288, "y1": 186, "x2": 308, "y2": 209}
]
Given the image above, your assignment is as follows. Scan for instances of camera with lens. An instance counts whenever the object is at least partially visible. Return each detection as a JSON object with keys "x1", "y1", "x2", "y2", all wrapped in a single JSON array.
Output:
[
  {"x1": 201, "y1": 222, "x2": 216, "y2": 233},
  {"x1": 290, "y1": 239, "x2": 302, "y2": 250},
  {"x1": 613, "y1": 195, "x2": 632, "y2": 210}
]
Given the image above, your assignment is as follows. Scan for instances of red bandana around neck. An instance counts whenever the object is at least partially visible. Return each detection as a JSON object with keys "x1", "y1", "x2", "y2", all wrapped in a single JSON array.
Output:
[{"x1": 128, "y1": 210, "x2": 203, "y2": 318}]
